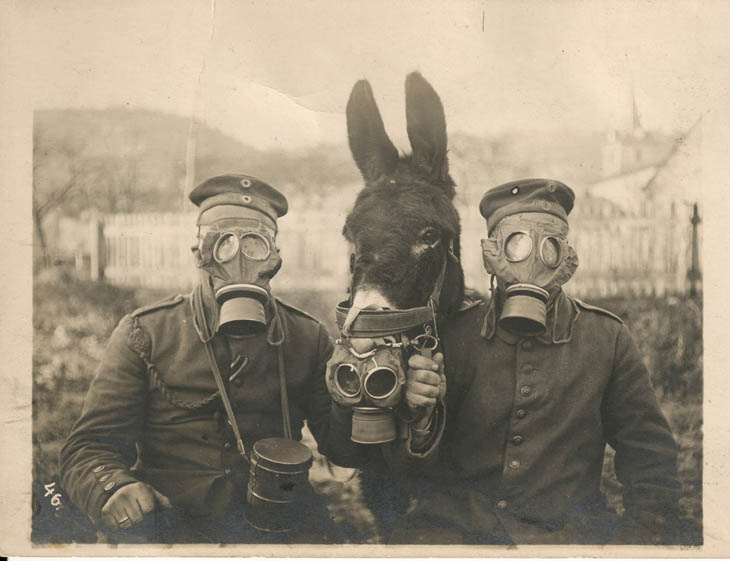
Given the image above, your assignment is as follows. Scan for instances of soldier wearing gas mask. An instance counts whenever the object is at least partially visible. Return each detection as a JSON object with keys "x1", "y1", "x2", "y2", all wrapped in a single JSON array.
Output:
[
  {"x1": 60, "y1": 174, "x2": 357, "y2": 543},
  {"x1": 388, "y1": 179, "x2": 682, "y2": 545}
]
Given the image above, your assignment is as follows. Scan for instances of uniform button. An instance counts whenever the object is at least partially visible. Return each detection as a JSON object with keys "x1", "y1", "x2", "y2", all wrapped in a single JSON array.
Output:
[
  {"x1": 224, "y1": 442, "x2": 232, "y2": 450},
  {"x1": 93, "y1": 465, "x2": 105, "y2": 473},
  {"x1": 521, "y1": 339, "x2": 534, "y2": 351},
  {"x1": 520, "y1": 385, "x2": 532, "y2": 396},
  {"x1": 497, "y1": 499, "x2": 508, "y2": 510},
  {"x1": 521, "y1": 364, "x2": 533, "y2": 375},
  {"x1": 104, "y1": 481, "x2": 116, "y2": 491},
  {"x1": 224, "y1": 468, "x2": 232, "y2": 476},
  {"x1": 515, "y1": 409, "x2": 526, "y2": 419},
  {"x1": 511, "y1": 435, "x2": 524, "y2": 445},
  {"x1": 509, "y1": 459, "x2": 521, "y2": 469}
]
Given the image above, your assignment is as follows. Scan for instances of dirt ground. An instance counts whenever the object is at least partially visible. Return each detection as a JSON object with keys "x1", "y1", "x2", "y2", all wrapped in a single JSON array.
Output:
[{"x1": 31, "y1": 268, "x2": 702, "y2": 544}]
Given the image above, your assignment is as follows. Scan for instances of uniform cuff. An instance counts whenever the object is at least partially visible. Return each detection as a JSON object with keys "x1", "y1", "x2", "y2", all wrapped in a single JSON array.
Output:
[
  {"x1": 86, "y1": 466, "x2": 140, "y2": 525},
  {"x1": 405, "y1": 400, "x2": 445, "y2": 457}
]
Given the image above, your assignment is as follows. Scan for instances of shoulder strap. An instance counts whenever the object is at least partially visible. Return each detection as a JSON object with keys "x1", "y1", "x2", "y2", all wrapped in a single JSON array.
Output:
[
  {"x1": 268, "y1": 298, "x2": 293, "y2": 440},
  {"x1": 192, "y1": 285, "x2": 249, "y2": 460},
  {"x1": 131, "y1": 294, "x2": 184, "y2": 318},
  {"x1": 572, "y1": 297, "x2": 624, "y2": 323}
]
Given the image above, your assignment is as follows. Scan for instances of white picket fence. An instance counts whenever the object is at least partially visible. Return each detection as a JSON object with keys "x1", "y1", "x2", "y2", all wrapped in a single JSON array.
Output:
[{"x1": 99, "y1": 198, "x2": 699, "y2": 298}]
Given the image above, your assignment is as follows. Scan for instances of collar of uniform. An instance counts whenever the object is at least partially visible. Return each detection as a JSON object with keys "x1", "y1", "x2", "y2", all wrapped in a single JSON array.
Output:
[
  {"x1": 481, "y1": 288, "x2": 579, "y2": 345},
  {"x1": 537, "y1": 290, "x2": 580, "y2": 345}
]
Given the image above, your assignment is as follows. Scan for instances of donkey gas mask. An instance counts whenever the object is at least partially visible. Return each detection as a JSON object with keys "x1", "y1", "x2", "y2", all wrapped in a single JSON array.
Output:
[
  {"x1": 327, "y1": 304, "x2": 442, "y2": 444},
  {"x1": 327, "y1": 252, "x2": 450, "y2": 445},
  {"x1": 481, "y1": 212, "x2": 578, "y2": 336}
]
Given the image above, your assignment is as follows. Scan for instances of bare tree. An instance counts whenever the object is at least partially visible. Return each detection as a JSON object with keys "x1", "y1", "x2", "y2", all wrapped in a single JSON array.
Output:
[{"x1": 32, "y1": 131, "x2": 86, "y2": 267}]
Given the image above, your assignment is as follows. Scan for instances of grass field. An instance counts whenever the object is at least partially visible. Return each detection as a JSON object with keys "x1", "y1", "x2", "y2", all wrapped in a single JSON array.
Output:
[{"x1": 32, "y1": 268, "x2": 702, "y2": 544}]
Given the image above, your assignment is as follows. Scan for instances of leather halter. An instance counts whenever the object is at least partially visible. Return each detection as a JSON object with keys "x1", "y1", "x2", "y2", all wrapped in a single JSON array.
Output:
[{"x1": 336, "y1": 243, "x2": 456, "y2": 339}]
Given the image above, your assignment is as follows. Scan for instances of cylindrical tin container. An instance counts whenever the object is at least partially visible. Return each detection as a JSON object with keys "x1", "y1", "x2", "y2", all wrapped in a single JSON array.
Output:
[
  {"x1": 245, "y1": 437, "x2": 314, "y2": 532},
  {"x1": 351, "y1": 406, "x2": 397, "y2": 444}
]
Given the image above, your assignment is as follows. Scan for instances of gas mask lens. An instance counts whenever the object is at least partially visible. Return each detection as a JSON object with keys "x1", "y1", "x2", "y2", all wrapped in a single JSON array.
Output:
[
  {"x1": 540, "y1": 236, "x2": 561, "y2": 268},
  {"x1": 335, "y1": 363, "x2": 362, "y2": 398},
  {"x1": 213, "y1": 231, "x2": 271, "y2": 264},
  {"x1": 363, "y1": 366, "x2": 399, "y2": 400},
  {"x1": 214, "y1": 233, "x2": 240, "y2": 263},
  {"x1": 240, "y1": 232, "x2": 271, "y2": 260},
  {"x1": 504, "y1": 232, "x2": 533, "y2": 262}
]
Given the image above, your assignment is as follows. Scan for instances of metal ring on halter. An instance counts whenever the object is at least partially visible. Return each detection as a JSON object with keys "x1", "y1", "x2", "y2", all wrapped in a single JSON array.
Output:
[{"x1": 410, "y1": 334, "x2": 438, "y2": 354}]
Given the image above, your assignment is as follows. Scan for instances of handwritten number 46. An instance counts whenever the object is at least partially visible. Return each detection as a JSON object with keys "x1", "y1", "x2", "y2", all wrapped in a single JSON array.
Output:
[{"x1": 44, "y1": 482, "x2": 64, "y2": 510}]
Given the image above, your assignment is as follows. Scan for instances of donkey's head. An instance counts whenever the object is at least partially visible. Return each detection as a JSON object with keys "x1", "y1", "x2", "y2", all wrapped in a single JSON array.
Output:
[{"x1": 344, "y1": 72, "x2": 464, "y2": 316}]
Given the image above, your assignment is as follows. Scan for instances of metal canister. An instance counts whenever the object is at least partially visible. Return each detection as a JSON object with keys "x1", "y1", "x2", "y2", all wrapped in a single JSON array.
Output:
[
  {"x1": 245, "y1": 437, "x2": 314, "y2": 532},
  {"x1": 351, "y1": 406, "x2": 397, "y2": 444}
]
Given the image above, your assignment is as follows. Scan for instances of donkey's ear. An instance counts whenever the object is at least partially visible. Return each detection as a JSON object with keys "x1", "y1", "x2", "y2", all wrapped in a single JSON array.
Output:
[
  {"x1": 405, "y1": 72, "x2": 451, "y2": 187},
  {"x1": 347, "y1": 79, "x2": 398, "y2": 183}
]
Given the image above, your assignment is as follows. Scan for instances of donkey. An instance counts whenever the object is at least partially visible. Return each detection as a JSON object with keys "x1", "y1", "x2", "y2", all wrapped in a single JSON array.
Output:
[
  {"x1": 341, "y1": 72, "x2": 468, "y2": 539},
  {"x1": 344, "y1": 72, "x2": 465, "y2": 316}
]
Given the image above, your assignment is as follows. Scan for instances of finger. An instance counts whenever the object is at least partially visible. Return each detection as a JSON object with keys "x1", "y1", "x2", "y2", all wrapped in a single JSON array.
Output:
[
  {"x1": 102, "y1": 500, "x2": 128, "y2": 529},
  {"x1": 406, "y1": 391, "x2": 437, "y2": 409},
  {"x1": 123, "y1": 499, "x2": 145, "y2": 525},
  {"x1": 432, "y1": 352, "x2": 444, "y2": 367},
  {"x1": 407, "y1": 368, "x2": 441, "y2": 386},
  {"x1": 115, "y1": 505, "x2": 134, "y2": 529},
  {"x1": 406, "y1": 381, "x2": 441, "y2": 399},
  {"x1": 136, "y1": 487, "x2": 157, "y2": 516},
  {"x1": 407, "y1": 354, "x2": 440, "y2": 371},
  {"x1": 101, "y1": 508, "x2": 119, "y2": 529},
  {"x1": 152, "y1": 488, "x2": 173, "y2": 509}
]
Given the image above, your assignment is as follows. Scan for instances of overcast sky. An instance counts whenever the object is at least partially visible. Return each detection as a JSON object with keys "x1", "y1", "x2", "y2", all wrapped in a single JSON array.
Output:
[{"x1": 9, "y1": 0, "x2": 728, "y2": 150}]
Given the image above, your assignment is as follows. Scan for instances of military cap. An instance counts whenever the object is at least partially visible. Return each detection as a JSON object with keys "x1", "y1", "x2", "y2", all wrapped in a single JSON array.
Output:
[
  {"x1": 480, "y1": 178, "x2": 575, "y2": 233},
  {"x1": 189, "y1": 174, "x2": 288, "y2": 225}
]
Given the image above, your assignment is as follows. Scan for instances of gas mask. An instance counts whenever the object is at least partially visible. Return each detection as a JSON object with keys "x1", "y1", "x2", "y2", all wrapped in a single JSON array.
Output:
[
  {"x1": 193, "y1": 209, "x2": 282, "y2": 337},
  {"x1": 326, "y1": 303, "x2": 440, "y2": 444},
  {"x1": 481, "y1": 212, "x2": 579, "y2": 336}
]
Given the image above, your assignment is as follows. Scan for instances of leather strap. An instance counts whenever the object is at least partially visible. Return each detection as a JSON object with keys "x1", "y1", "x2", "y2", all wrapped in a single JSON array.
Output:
[
  {"x1": 193, "y1": 285, "x2": 248, "y2": 459},
  {"x1": 335, "y1": 302, "x2": 434, "y2": 338}
]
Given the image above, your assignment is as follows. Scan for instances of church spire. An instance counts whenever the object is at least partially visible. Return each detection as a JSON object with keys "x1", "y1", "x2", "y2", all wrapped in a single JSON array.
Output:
[{"x1": 630, "y1": 82, "x2": 644, "y2": 138}]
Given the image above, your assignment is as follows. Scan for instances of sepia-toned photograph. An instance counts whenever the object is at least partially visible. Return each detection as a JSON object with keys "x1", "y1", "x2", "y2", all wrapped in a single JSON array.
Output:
[{"x1": 2, "y1": 0, "x2": 729, "y2": 556}]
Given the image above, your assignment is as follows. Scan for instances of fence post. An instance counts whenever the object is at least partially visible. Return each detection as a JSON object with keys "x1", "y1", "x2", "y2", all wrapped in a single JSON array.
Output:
[{"x1": 89, "y1": 214, "x2": 104, "y2": 281}]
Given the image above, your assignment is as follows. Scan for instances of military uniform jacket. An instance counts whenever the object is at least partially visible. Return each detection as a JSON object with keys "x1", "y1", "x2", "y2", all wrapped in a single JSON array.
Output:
[
  {"x1": 60, "y1": 291, "x2": 355, "y2": 527},
  {"x1": 390, "y1": 290, "x2": 681, "y2": 545}
]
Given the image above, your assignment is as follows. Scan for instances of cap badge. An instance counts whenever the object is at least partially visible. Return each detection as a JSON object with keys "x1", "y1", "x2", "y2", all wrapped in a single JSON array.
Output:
[
  {"x1": 511, "y1": 186, "x2": 520, "y2": 195},
  {"x1": 241, "y1": 195, "x2": 252, "y2": 204},
  {"x1": 240, "y1": 178, "x2": 252, "y2": 189}
]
